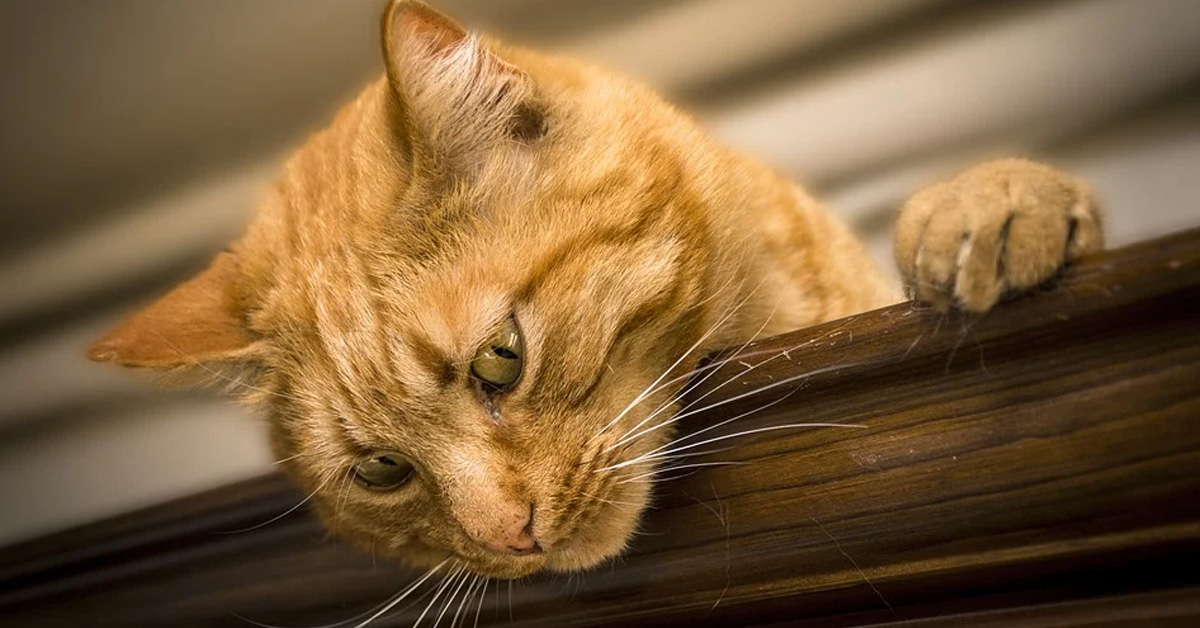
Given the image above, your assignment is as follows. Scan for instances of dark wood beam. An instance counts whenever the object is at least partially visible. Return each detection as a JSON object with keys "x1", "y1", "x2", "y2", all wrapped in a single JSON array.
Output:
[{"x1": 3, "y1": 228, "x2": 1199, "y2": 627}]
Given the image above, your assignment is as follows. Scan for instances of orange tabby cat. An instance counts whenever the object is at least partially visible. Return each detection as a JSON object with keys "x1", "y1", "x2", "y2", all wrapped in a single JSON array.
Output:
[{"x1": 89, "y1": 1, "x2": 1102, "y2": 579}]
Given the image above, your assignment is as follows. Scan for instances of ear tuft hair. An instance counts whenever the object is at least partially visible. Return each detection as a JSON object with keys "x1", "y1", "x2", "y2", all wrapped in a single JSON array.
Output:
[{"x1": 381, "y1": 1, "x2": 539, "y2": 168}]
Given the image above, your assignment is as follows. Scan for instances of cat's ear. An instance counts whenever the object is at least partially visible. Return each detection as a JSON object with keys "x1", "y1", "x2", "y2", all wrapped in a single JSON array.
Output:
[
  {"x1": 88, "y1": 252, "x2": 261, "y2": 371},
  {"x1": 381, "y1": 1, "x2": 543, "y2": 168}
]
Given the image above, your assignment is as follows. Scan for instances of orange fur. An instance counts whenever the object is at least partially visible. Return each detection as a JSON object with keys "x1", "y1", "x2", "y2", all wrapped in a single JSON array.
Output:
[{"x1": 90, "y1": 1, "x2": 1101, "y2": 578}]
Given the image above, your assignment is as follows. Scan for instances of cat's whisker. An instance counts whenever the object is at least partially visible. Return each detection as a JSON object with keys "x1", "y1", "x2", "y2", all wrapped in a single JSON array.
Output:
[
  {"x1": 340, "y1": 558, "x2": 451, "y2": 628},
  {"x1": 638, "y1": 466, "x2": 714, "y2": 486},
  {"x1": 623, "y1": 446, "x2": 738, "y2": 470},
  {"x1": 634, "y1": 422, "x2": 868, "y2": 471},
  {"x1": 593, "y1": 279, "x2": 779, "y2": 484},
  {"x1": 444, "y1": 572, "x2": 479, "y2": 628},
  {"x1": 472, "y1": 578, "x2": 488, "y2": 628},
  {"x1": 231, "y1": 559, "x2": 447, "y2": 628},
  {"x1": 609, "y1": 338, "x2": 758, "y2": 451},
  {"x1": 654, "y1": 468, "x2": 726, "y2": 485},
  {"x1": 678, "y1": 320, "x2": 853, "y2": 401},
  {"x1": 647, "y1": 320, "x2": 850, "y2": 399},
  {"x1": 580, "y1": 490, "x2": 641, "y2": 510},
  {"x1": 606, "y1": 338, "x2": 797, "y2": 453},
  {"x1": 412, "y1": 563, "x2": 466, "y2": 628},
  {"x1": 467, "y1": 574, "x2": 489, "y2": 628},
  {"x1": 614, "y1": 282, "x2": 782, "y2": 434},
  {"x1": 334, "y1": 466, "x2": 356, "y2": 526},
  {"x1": 600, "y1": 390, "x2": 799, "y2": 473},
  {"x1": 507, "y1": 580, "x2": 515, "y2": 623},
  {"x1": 589, "y1": 346, "x2": 752, "y2": 449},
  {"x1": 431, "y1": 568, "x2": 470, "y2": 628},
  {"x1": 616, "y1": 460, "x2": 748, "y2": 486},
  {"x1": 673, "y1": 364, "x2": 855, "y2": 426},
  {"x1": 630, "y1": 359, "x2": 866, "y2": 461},
  {"x1": 587, "y1": 323, "x2": 718, "y2": 445},
  {"x1": 272, "y1": 451, "x2": 306, "y2": 466},
  {"x1": 606, "y1": 317, "x2": 854, "y2": 455},
  {"x1": 218, "y1": 468, "x2": 339, "y2": 534},
  {"x1": 604, "y1": 338, "x2": 800, "y2": 429},
  {"x1": 606, "y1": 372, "x2": 867, "y2": 473},
  {"x1": 592, "y1": 445, "x2": 734, "y2": 475},
  {"x1": 465, "y1": 574, "x2": 487, "y2": 628},
  {"x1": 589, "y1": 276, "x2": 765, "y2": 444}
]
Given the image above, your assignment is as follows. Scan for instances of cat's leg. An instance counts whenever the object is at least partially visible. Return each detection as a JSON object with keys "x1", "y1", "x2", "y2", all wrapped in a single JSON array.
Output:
[{"x1": 893, "y1": 159, "x2": 1104, "y2": 313}]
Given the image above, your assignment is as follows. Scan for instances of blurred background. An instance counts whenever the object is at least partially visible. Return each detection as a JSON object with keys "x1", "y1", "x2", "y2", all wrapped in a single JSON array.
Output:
[{"x1": 1, "y1": 0, "x2": 1199, "y2": 546}]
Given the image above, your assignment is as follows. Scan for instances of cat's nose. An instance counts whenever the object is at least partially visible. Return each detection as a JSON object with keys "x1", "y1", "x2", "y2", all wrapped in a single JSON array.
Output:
[{"x1": 481, "y1": 503, "x2": 541, "y2": 556}]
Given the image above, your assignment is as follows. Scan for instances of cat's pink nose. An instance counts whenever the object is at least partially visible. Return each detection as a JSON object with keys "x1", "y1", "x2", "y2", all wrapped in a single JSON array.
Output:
[{"x1": 481, "y1": 503, "x2": 541, "y2": 556}]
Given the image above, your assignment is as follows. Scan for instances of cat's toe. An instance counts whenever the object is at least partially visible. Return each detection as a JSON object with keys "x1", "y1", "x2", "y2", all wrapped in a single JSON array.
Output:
[
  {"x1": 905, "y1": 189, "x2": 965, "y2": 312},
  {"x1": 895, "y1": 159, "x2": 1104, "y2": 314}
]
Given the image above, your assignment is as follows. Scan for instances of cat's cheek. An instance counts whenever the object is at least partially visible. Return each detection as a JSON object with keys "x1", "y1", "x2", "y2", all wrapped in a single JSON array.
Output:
[{"x1": 545, "y1": 482, "x2": 649, "y2": 572}]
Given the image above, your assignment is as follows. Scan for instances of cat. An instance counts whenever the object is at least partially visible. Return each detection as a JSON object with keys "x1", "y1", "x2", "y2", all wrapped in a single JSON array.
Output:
[{"x1": 88, "y1": 0, "x2": 1103, "y2": 581}]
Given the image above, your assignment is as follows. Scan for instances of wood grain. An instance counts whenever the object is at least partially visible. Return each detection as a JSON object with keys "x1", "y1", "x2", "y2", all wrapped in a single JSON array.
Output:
[{"x1": 3, "y1": 228, "x2": 1199, "y2": 628}]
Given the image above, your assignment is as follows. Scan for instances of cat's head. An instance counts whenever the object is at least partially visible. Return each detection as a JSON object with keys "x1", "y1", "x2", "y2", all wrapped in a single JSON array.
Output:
[{"x1": 90, "y1": 0, "x2": 761, "y2": 578}]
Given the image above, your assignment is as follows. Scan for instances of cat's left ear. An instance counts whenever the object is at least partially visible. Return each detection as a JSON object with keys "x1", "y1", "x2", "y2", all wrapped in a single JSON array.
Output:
[
  {"x1": 88, "y1": 252, "x2": 262, "y2": 371},
  {"x1": 381, "y1": 1, "x2": 544, "y2": 168}
]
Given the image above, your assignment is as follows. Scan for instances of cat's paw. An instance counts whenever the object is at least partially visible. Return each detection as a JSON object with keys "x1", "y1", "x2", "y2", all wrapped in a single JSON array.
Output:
[{"x1": 893, "y1": 159, "x2": 1104, "y2": 313}]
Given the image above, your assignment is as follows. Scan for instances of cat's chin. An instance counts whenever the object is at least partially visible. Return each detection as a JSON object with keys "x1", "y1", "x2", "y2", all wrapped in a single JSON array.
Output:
[
  {"x1": 541, "y1": 539, "x2": 627, "y2": 573},
  {"x1": 466, "y1": 554, "x2": 549, "y2": 580}
]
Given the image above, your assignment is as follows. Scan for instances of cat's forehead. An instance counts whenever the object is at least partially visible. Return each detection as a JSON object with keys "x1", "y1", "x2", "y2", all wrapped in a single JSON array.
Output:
[{"x1": 251, "y1": 49, "x2": 710, "y2": 381}]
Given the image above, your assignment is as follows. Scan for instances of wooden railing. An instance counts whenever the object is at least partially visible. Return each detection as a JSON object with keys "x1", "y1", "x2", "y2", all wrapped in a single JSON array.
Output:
[{"x1": 3, "y1": 229, "x2": 1199, "y2": 627}]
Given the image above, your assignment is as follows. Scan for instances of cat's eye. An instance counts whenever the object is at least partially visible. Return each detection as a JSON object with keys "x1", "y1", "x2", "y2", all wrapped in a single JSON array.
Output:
[
  {"x1": 353, "y1": 453, "x2": 415, "y2": 491},
  {"x1": 471, "y1": 316, "x2": 524, "y2": 389}
]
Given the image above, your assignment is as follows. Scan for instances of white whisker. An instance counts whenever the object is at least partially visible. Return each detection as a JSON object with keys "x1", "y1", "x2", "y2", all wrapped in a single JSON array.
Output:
[
  {"x1": 609, "y1": 387, "x2": 800, "y2": 472},
  {"x1": 432, "y1": 567, "x2": 471, "y2": 628},
  {"x1": 605, "y1": 297, "x2": 781, "y2": 451},
  {"x1": 450, "y1": 574, "x2": 481, "y2": 628},
  {"x1": 633, "y1": 360, "x2": 868, "y2": 458},
  {"x1": 617, "y1": 460, "x2": 747, "y2": 485},
  {"x1": 641, "y1": 324, "x2": 847, "y2": 400},
  {"x1": 605, "y1": 318, "x2": 855, "y2": 458},
  {"x1": 635, "y1": 422, "x2": 866, "y2": 468},
  {"x1": 218, "y1": 468, "x2": 339, "y2": 534},
  {"x1": 594, "y1": 445, "x2": 737, "y2": 475},
  {"x1": 506, "y1": 579, "x2": 514, "y2": 622},
  {"x1": 653, "y1": 359, "x2": 864, "y2": 440},
  {"x1": 473, "y1": 578, "x2": 488, "y2": 628},
  {"x1": 272, "y1": 452, "x2": 305, "y2": 466},
  {"x1": 449, "y1": 571, "x2": 476, "y2": 626},
  {"x1": 232, "y1": 560, "x2": 446, "y2": 628},
  {"x1": 412, "y1": 563, "x2": 465, "y2": 628},
  {"x1": 606, "y1": 339, "x2": 794, "y2": 453},
  {"x1": 346, "y1": 558, "x2": 450, "y2": 628},
  {"x1": 334, "y1": 466, "x2": 356, "y2": 523},
  {"x1": 590, "y1": 276, "x2": 765, "y2": 443}
]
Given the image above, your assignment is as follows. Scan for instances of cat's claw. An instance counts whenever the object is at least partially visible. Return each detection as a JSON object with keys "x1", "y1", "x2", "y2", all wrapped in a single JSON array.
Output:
[{"x1": 893, "y1": 159, "x2": 1104, "y2": 313}]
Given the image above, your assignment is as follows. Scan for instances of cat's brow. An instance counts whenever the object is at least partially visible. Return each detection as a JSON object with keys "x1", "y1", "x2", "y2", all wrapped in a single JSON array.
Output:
[
  {"x1": 561, "y1": 274, "x2": 686, "y2": 409},
  {"x1": 525, "y1": 246, "x2": 691, "y2": 409},
  {"x1": 407, "y1": 331, "x2": 456, "y2": 386},
  {"x1": 516, "y1": 202, "x2": 666, "y2": 302}
]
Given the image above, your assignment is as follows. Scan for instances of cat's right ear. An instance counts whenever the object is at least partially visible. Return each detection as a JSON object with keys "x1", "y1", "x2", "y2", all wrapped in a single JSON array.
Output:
[
  {"x1": 381, "y1": 1, "x2": 542, "y2": 170},
  {"x1": 88, "y1": 252, "x2": 262, "y2": 376}
]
